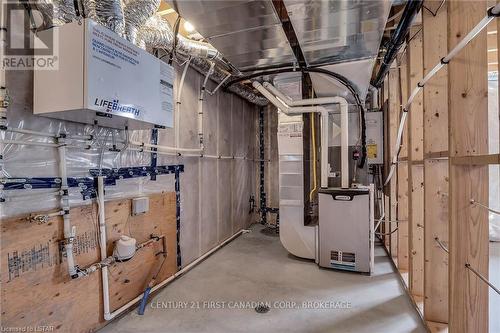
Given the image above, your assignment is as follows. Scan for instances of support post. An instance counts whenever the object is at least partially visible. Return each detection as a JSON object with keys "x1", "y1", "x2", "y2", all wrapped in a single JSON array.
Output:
[
  {"x1": 422, "y1": 0, "x2": 449, "y2": 324},
  {"x1": 448, "y1": 1, "x2": 489, "y2": 332},
  {"x1": 407, "y1": 26, "x2": 425, "y2": 298}
]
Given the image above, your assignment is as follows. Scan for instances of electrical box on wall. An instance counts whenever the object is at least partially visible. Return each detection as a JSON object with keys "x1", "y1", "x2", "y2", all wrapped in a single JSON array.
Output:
[
  {"x1": 330, "y1": 110, "x2": 383, "y2": 165},
  {"x1": 33, "y1": 19, "x2": 174, "y2": 129},
  {"x1": 132, "y1": 197, "x2": 149, "y2": 215}
]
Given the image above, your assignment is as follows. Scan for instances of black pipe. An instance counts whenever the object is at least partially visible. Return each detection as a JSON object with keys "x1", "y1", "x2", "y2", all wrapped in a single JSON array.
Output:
[{"x1": 372, "y1": 0, "x2": 423, "y2": 88}]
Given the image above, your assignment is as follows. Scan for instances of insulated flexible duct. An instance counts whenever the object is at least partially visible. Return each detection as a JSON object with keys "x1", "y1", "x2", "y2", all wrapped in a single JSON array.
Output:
[
  {"x1": 35, "y1": 0, "x2": 77, "y2": 27},
  {"x1": 83, "y1": 0, "x2": 126, "y2": 36},
  {"x1": 137, "y1": 15, "x2": 266, "y2": 105},
  {"x1": 136, "y1": 14, "x2": 174, "y2": 50},
  {"x1": 137, "y1": 15, "x2": 220, "y2": 61},
  {"x1": 190, "y1": 58, "x2": 268, "y2": 106},
  {"x1": 123, "y1": 0, "x2": 161, "y2": 44}
]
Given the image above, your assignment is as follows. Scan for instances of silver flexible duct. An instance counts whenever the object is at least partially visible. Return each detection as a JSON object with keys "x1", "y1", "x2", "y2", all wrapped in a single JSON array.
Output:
[
  {"x1": 83, "y1": 0, "x2": 125, "y2": 36},
  {"x1": 136, "y1": 14, "x2": 174, "y2": 50},
  {"x1": 177, "y1": 36, "x2": 220, "y2": 60},
  {"x1": 137, "y1": 15, "x2": 266, "y2": 106},
  {"x1": 123, "y1": 0, "x2": 161, "y2": 44},
  {"x1": 35, "y1": 0, "x2": 77, "y2": 27},
  {"x1": 190, "y1": 58, "x2": 268, "y2": 106}
]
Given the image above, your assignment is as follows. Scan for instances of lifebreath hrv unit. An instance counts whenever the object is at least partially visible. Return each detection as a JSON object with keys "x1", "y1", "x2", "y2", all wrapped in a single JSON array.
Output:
[{"x1": 33, "y1": 19, "x2": 174, "y2": 129}]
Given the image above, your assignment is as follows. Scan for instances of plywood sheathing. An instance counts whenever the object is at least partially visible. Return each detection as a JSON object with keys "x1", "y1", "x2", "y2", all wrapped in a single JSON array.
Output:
[{"x1": 1, "y1": 193, "x2": 177, "y2": 332}]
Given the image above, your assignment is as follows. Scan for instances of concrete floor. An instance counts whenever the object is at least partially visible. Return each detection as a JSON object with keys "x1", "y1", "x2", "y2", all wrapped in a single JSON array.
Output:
[{"x1": 101, "y1": 224, "x2": 426, "y2": 333}]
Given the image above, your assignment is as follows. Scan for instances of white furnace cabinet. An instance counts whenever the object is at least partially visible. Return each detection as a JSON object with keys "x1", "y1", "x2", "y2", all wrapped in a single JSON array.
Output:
[
  {"x1": 34, "y1": 19, "x2": 174, "y2": 129},
  {"x1": 318, "y1": 187, "x2": 374, "y2": 274}
]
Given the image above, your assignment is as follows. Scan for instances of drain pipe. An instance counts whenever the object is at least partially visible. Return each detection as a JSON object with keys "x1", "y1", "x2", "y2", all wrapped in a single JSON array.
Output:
[
  {"x1": 176, "y1": 58, "x2": 191, "y2": 149},
  {"x1": 57, "y1": 133, "x2": 81, "y2": 279},
  {"x1": 253, "y1": 81, "x2": 349, "y2": 188},
  {"x1": 372, "y1": 0, "x2": 423, "y2": 87},
  {"x1": 198, "y1": 62, "x2": 215, "y2": 153},
  {"x1": 131, "y1": 61, "x2": 215, "y2": 155},
  {"x1": 97, "y1": 176, "x2": 113, "y2": 321}
]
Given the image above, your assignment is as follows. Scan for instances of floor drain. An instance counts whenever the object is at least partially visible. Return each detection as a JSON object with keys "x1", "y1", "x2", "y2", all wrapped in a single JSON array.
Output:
[{"x1": 255, "y1": 304, "x2": 270, "y2": 314}]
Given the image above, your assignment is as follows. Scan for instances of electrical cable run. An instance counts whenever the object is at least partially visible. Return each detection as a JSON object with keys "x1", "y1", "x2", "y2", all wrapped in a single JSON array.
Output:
[
  {"x1": 465, "y1": 263, "x2": 500, "y2": 296},
  {"x1": 470, "y1": 199, "x2": 500, "y2": 215},
  {"x1": 384, "y1": 4, "x2": 500, "y2": 186},
  {"x1": 434, "y1": 237, "x2": 449, "y2": 254}
]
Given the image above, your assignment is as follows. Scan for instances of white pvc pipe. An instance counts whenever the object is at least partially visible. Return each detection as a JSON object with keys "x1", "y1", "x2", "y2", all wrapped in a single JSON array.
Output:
[
  {"x1": 176, "y1": 58, "x2": 191, "y2": 149},
  {"x1": 2, "y1": 139, "x2": 59, "y2": 147},
  {"x1": 340, "y1": 101, "x2": 349, "y2": 189},
  {"x1": 263, "y1": 82, "x2": 343, "y2": 106},
  {"x1": 57, "y1": 135, "x2": 78, "y2": 278},
  {"x1": 252, "y1": 81, "x2": 291, "y2": 112},
  {"x1": 320, "y1": 112, "x2": 329, "y2": 188},
  {"x1": 207, "y1": 73, "x2": 231, "y2": 96},
  {"x1": 198, "y1": 62, "x2": 215, "y2": 152},
  {"x1": 97, "y1": 176, "x2": 112, "y2": 321},
  {"x1": 104, "y1": 229, "x2": 249, "y2": 321},
  {"x1": 253, "y1": 81, "x2": 350, "y2": 188},
  {"x1": 130, "y1": 141, "x2": 202, "y2": 153},
  {"x1": 6, "y1": 127, "x2": 57, "y2": 139}
]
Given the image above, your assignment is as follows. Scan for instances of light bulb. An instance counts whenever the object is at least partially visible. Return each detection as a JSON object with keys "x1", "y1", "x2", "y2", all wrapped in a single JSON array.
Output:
[{"x1": 184, "y1": 21, "x2": 195, "y2": 33}]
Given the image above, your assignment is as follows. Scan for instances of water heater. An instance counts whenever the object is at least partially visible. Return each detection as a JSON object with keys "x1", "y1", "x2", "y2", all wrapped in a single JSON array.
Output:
[{"x1": 33, "y1": 19, "x2": 174, "y2": 129}]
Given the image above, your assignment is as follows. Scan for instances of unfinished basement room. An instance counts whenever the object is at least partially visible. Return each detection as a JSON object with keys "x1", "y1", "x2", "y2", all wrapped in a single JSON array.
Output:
[{"x1": 1, "y1": 0, "x2": 500, "y2": 332}]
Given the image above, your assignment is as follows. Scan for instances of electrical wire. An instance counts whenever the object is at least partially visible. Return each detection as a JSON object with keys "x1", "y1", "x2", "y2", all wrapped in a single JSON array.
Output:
[
  {"x1": 422, "y1": 0, "x2": 446, "y2": 17},
  {"x1": 375, "y1": 228, "x2": 399, "y2": 236},
  {"x1": 384, "y1": 5, "x2": 500, "y2": 186}
]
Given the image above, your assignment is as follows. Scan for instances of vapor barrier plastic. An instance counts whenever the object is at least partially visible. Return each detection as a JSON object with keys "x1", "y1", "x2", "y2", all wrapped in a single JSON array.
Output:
[{"x1": 2, "y1": 61, "x2": 258, "y2": 265}]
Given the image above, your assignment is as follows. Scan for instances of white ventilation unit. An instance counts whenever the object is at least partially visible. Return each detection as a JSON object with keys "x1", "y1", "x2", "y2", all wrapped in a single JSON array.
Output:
[{"x1": 34, "y1": 19, "x2": 174, "y2": 129}]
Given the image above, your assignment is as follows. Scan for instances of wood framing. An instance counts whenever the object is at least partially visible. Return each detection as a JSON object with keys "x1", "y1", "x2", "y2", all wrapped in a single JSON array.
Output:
[
  {"x1": 448, "y1": 1, "x2": 489, "y2": 332},
  {"x1": 388, "y1": 67, "x2": 400, "y2": 258},
  {"x1": 397, "y1": 52, "x2": 410, "y2": 271},
  {"x1": 422, "y1": 0, "x2": 449, "y2": 325},
  {"x1": 407, "y1": 26, "x2": 425, "y2": 297}
]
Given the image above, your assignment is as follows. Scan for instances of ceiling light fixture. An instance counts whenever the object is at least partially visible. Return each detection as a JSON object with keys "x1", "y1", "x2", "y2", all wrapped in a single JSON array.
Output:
[{"x1": 184, "y1": 21, "x2": 195, "y2": 33}]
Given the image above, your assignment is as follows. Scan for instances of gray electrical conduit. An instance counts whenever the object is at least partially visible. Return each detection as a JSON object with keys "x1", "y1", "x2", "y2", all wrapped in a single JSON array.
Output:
[{"x1": 384, "y1": 4, "x2": 500, "y2": 186}]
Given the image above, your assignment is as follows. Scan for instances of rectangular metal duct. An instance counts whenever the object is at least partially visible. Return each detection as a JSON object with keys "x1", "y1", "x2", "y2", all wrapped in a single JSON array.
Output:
[
  {"x1": 283, "y1": 0, "x2": 390, "y2": 100},
  {"x1": 283, "y1": 0, "x2": 391, "y2": 67},
  {"x1": 168, "y1": 0, "x2": 297, "y2": 70}
]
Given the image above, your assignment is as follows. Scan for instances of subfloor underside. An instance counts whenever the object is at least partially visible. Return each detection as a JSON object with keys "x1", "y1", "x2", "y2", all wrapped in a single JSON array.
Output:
[{"x1": 101, "y1": 224, "x2": 427, "y2": 333}]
